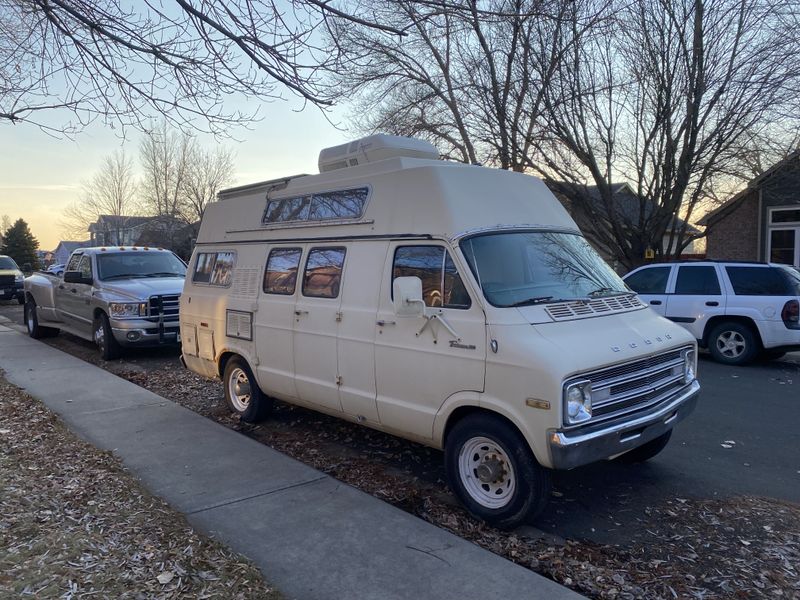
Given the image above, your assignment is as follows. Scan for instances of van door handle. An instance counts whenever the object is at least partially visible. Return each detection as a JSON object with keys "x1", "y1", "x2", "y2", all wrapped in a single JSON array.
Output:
[
  {"x1": 705, "y1": 301, "x2": 719, "y2": 307},
  {"x1": 649, "y1": 300, "x2": 662, "y2": 306},
  {"x1": 377, "y1": 320, "x2": 396, "y2": 326},
  {"x1": 294, "y1": 310, "x2": 309, "y2": 316}
]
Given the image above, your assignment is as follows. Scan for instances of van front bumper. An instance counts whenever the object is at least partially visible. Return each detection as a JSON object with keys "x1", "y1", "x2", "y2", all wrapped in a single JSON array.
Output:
[{"x1": 547, "y1": 380, "x2": 700, "y2": 470}]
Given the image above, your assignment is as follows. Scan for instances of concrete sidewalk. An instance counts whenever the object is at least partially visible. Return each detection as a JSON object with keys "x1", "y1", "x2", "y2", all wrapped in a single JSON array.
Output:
[{"x1": 0, "y1": 323, "x2": 582, "y2": 600}]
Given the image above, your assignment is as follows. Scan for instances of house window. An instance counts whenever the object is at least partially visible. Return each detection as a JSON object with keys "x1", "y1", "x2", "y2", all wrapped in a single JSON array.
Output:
[{"x1": 767, "y1": 207, "x2": 800, "y2": 267}]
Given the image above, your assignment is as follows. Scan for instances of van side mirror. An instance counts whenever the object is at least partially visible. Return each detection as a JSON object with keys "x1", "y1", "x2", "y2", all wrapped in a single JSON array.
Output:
[
  {"x1": 393, "y1": 276, "x2": 426, "y2": 317},
  {"x1": 64, "y1": 271, "x2": 93, "y2": 285}
]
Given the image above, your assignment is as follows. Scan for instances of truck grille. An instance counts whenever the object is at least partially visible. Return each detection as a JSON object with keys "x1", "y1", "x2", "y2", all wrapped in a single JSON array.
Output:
[
  {"x1": 565, "y1": 347, "x2": 691, "y2": 426},
  {"x1": 0, "y1": 274, "x2": 15, "y2": 286},
  {"x1": 147, "y1": 294, "x2": 180, "y2": 323}
]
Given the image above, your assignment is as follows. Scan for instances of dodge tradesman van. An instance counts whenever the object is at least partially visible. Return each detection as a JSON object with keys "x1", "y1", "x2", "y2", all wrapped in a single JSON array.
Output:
[{"x1": 180, "y1": 135, "x2": 700, "y2": 528}]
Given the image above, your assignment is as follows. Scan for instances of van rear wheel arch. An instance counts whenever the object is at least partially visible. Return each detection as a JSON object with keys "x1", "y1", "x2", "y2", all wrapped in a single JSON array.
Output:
[{"x1": 221, "y1": 354, "x2": 273, "y2": 423}]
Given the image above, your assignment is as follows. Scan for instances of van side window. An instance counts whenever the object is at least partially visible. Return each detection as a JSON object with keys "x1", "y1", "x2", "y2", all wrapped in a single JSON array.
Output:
[
  {"x1": 264, "y1": 248, "x2": 302, "y2": 294},
  {"x1": 393, "y1": 246, "x2": 471, "y2": 309},
  {"x1": 193, "y1": 251, "x2": 236, "y2": 286},
  {"x1": 302, "y1": 247, "x2": 346, "y2": 298},
  {"x1": 263, "y1": 188, "x2": 369, "y2": 224}
]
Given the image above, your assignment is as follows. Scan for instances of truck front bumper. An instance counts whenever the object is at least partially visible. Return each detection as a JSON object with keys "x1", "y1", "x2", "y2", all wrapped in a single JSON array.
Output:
[
  {"x1": 111, "y1": 318, "x2": 180, "y2": 347},
  {"x1": 547, "y1": 380, "x2": 700, "y2": 470},
  {"x1": 1, "y1": 282, "x2": 23, "y2": 300}
]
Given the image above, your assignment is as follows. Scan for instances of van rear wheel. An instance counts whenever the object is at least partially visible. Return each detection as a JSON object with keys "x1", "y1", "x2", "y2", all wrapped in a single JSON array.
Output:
[
  {"x1": 445, "y1": 413, "x2": 551, "y2": 529},
  {"x1": 223, "y1": 357, "x2": 273, "y2": 423}
]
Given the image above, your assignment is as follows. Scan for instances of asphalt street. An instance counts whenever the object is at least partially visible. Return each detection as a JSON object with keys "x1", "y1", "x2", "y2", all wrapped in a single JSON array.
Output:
[{"x1": 2, "y1": 299, "x2": 798, "y2": 546}]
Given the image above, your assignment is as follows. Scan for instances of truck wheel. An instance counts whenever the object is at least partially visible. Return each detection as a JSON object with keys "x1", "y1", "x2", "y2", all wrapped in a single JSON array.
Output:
[
  {"x1": 708, "y1": 322, "x2": 758, "y2": 365},
  {"x1": 17, "y1": 294, "x2": 24, "y2": 305},
  {"x1": 615, "y1": 430, "x2": 672, "y2": 463},
  {"x1": 445, "y1": 413, "x2": 551, "y2": 529},
  {"x1": 223, "y1": 357, "x2": 273, "y2": 423},
  {"x1": 94, "y1": 313, "x2": 121, "y2": 360},
  {"x1": 24, "y1": 299, "x2": 57, "y2": 339}
]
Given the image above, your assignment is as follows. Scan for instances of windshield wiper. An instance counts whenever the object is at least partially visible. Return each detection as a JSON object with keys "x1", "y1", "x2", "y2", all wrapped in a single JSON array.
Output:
[
  {"x1": 588, "y1": 287, "x2": 636, "y2": 298},
  {"x1": 507, "y1": 296, "x2": 561, "y2": 307},
  {"x1": 102, "y1": 273, "x2": 148, "y2": 280},
  {"x1": 143, "y1": 272, "x2": 185, "y2": 277}
]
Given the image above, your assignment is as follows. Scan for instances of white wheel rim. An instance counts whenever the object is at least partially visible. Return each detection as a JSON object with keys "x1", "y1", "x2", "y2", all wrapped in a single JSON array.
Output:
[
  {"x1": 717, "y1": 331, "x2": 745, "y2": 358},
  {"x1": 458, "y1": 436, "x2": 516, "y2": 509},
  {"x1": 95, "y1": 323, "x2": 104, "y2": 347},
  {"x1": 27, "y1": 306, "x2": 35, "y2": 332},
  {"x1": 228, "y1": 367, "x2": 251, "y2": 412}
]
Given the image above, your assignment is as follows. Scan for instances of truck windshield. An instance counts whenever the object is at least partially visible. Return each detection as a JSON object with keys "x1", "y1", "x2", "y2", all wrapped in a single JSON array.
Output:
[
  {"x1": 460, "y1": 231, "x2": 629, "y2": 307},
  {"x1": 0, "y1": 257, "x2": 19, "y2": 270},
  {"x1": 96, "y1": 252, "x2": 187, "y2": 280}
]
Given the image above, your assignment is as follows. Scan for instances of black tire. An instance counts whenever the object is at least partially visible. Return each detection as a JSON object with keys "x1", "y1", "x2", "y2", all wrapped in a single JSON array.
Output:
[
  {"x1": 616, "y1": 430, "x2": 672, "y2": 464},
  {"x1": 223, "y1": 357, "x2": 273, "y2": 423},
  {"x1": 17, "y1": 294, "x2": 25, "y2": 305},
  {"x1": 24, "y1": 298, "x2": 58, "y2": 339},
  {"x1": 445, "y1": 413, "x2": 551, "y2": 529},
  {"x1": 707, "y1": 321, "x2": 759, "y2": 365},
  {"x1": 94, "y1": 312, "x2": 121, "y2": 360}
]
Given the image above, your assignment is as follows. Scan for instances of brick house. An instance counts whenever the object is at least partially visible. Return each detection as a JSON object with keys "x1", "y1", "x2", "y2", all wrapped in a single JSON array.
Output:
[{"x1": 700, "y1": 150, "x2": 800, "y2": 267}]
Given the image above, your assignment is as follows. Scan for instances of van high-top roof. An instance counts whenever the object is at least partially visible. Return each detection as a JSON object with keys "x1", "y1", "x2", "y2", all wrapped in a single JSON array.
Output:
[{"x1": 198, "y1": 136, "x2": 578, "y2": 245}]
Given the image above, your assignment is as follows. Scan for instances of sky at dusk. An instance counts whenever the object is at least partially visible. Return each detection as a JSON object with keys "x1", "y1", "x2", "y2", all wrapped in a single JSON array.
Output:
[{"x1": 0, "y1": 99, "x2": 349, "y2": 250}]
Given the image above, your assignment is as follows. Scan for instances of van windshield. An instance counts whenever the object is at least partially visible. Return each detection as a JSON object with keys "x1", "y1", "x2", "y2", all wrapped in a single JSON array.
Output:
[{"x1": 459, "y1": 231, "x2": 629, "y2": 307}]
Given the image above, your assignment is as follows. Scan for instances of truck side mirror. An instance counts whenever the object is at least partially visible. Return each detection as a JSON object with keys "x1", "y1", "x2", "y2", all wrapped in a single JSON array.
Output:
[
  {"x1": 393, "y1": 276, "x2": 425, "y2": 317},
  {"x1": 64, "y1": 271, "x2": 93, "y2": 285}
]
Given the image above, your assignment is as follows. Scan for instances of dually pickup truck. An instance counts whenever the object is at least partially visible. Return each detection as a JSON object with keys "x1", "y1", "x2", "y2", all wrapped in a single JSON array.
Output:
[{"x1": 24, "y1": 246, "x2": 186, "y2": 359}]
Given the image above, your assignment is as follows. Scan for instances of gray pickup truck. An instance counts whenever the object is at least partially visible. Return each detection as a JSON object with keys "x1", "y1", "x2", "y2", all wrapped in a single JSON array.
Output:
[{"x1": 24, "y1": 246, "x2": 186, "y2": 359}]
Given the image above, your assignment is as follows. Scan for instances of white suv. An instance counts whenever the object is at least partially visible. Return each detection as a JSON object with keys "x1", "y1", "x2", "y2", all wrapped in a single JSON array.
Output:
[{"x1": 624, "y1": 261, "x2": 800, "y2": 365}]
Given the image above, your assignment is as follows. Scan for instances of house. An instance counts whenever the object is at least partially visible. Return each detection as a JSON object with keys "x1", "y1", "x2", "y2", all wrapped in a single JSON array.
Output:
[
  {"x1": 548, "y1": 181, "x2": 701, "y2": 269},
  {"x1": 700, "y1": 150, "x2": 800, "y2": 267},
  {"x1": 88, "y1": 215, "x2": 185, "y2": 249},
  {"x1": 52, "y1": 240, "x2": 91, "y2": 265}
]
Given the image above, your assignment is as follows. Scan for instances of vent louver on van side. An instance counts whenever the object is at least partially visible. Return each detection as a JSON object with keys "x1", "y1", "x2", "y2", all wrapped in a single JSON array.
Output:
[{"x1": 318, "y1": 134, "x2": 439, "y2": 173}]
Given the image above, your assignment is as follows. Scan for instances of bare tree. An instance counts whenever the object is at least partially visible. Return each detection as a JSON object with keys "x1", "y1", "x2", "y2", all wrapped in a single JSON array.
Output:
[
  {"x1": 61, "y1": 150, "x2": 139, "y2": 240},
  {"x1": 328, "y1": 0, "x2": 605, "y2": 170},
  {"x1": 139, "y1": 123, "x2": 192, "y2": 225},
  {"x1": 0, "y1": 0, "x2": 402, "y2": 135},
  {"x1": 180, "y1": 144, "x2": 235, "y2": 223}
]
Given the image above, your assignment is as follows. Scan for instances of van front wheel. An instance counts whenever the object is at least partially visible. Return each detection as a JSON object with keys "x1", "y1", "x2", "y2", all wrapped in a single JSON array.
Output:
[
  {"x1": 445, "y1": 414, "x2": 551, "y2": 529},
  {"x1": 223, "y1": 357, "x2": 273, "y2": 423}
]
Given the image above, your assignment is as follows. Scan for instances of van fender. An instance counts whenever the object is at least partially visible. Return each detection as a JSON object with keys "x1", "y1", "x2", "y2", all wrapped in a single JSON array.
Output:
[{"x1": 433, "y1": 392, "x2": 546, "y2": 466}]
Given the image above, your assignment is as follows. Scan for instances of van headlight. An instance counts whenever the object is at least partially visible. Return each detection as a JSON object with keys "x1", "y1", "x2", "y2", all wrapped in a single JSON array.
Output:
[
  {"x1": 564, "y1": 380, "x2": 592, "y2": 425},
  {"x1": 683, "y1": 348, "x2": 697, "y2": 384},
  {"x1": 109, "y1": 302, "x2": 148, "y2": 318}
]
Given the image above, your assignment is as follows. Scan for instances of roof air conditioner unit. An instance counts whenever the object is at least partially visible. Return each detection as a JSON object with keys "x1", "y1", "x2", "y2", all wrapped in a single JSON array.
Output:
[{"x1": 318, "y1": 134, "x2": 439, "y2": 173}]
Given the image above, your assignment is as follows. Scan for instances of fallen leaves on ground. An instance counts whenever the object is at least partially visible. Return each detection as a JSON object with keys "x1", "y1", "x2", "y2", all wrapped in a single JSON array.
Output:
[{"x1": 0, "y1": 374, "x2": 281, "y2": 599}]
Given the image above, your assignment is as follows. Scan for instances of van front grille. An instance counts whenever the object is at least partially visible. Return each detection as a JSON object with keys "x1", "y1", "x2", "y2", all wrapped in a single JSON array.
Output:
[{"x1": 565, "y1": 347, "x2": 691, "y2": 426}]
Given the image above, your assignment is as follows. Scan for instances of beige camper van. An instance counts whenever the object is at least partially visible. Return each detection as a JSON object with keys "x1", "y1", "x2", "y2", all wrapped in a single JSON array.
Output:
[{"x1": 180, "y1": 135, "x2": 700, "y2": 528}]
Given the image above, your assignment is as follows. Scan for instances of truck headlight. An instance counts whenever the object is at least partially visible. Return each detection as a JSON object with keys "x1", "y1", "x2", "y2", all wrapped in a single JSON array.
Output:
[
  {"x1": 564, "y1": 380, "x2": 592, "y2": 425},
  {"x1": 15, "y1": 273, "x2": 23, "y2": 282},
  {"x1": 109, "y1": 302, "x2": 148, "y2": 318},
  {"x1": 683, "y1": 348, "x2": 697, "y2": 384}
]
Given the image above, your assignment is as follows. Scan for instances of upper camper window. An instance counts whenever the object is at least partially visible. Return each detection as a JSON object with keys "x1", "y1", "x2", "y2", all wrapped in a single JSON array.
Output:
[
  {"x1": 302, "y1": 247, "x2": 346, "y2": 298},
  {"x1": 264, "y1": 247, "x2": 303, "y2": 295},
  {"x1": 393, "y1": 246, "x2": 471, "y2": 309},
  {"x1": 262, "y1": 187, "x2": 369, "y2": 225},
  {"x1": 193, "y1": 251, "x2": 236, "y2": 286}
]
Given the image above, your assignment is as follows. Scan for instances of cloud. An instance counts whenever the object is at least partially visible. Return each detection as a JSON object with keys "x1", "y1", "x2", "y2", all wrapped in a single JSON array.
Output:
[{"x1": 0, "y1": 184, "x2": 78, "y2": 191}]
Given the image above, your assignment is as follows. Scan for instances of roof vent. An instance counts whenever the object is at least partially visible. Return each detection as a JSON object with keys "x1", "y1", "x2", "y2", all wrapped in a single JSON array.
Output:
[{"x1": 318, "y1": 134, "x2": 439, "y2": 173}]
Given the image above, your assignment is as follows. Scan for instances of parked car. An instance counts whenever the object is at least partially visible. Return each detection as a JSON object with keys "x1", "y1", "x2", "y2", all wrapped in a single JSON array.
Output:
[
  {"x1": 180, "y1": 134, "x2": 700, "y2": 528},
  {"x1": 46, "y1": 263, "x2": 65, "y2": 276},
  {"x1": 624, "y1": 261, "x2": 800, "y2": 365},
  {"x1": 0, "y1": 255, "x2": 25, "y2": 304},
  {"x1": 24, "y1": 247, "x2": 186, "y2": 359}
]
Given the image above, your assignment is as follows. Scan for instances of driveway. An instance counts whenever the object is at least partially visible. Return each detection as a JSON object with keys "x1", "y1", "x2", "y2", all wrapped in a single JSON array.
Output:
[{"x1": 2, "y1": 299, "x2": 798, "y2": 547}]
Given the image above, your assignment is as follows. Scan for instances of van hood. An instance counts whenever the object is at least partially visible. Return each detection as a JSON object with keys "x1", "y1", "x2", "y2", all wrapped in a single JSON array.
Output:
[
  {"x1": 529, "y1": 308, "x2": 694, "y2": 375},
  {"x1": 99, "y1": 277, "x2": 185, "y2": 301}
]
